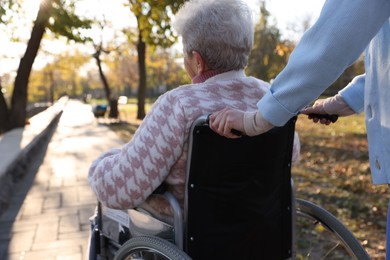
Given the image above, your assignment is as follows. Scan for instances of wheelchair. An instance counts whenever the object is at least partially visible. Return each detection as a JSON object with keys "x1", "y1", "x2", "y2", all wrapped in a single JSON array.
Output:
[{"x1": 88, "y1": 115, "x2": 370, "y2": 259}]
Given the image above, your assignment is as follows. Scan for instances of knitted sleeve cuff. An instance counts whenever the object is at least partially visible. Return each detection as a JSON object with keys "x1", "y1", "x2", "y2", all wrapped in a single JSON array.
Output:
[{"x1": 243, "y1": 111, "x2": 273, "y2": 136}]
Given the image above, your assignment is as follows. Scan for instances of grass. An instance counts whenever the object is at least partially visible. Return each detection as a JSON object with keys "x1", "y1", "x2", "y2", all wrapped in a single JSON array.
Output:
[
  {"x1": 102, "y1": 103, "x2": 151, "y2": 141},
  {"x1": 108, "y1": 108, "x2": 387, "y2": 259},
  {"x1": 294, "y1": 114, "x2": 387, "y2": 259}
]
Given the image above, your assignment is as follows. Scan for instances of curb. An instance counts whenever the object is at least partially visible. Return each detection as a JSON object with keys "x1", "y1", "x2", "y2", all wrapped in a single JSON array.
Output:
[{"x1": 0, "y1": 97, "x2": 68, "y2": 215}]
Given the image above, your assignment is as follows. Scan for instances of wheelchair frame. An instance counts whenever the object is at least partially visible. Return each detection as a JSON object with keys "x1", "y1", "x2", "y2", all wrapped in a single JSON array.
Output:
[{"x1": 88, "y1": 115, "x2": 370, "y2": 260}]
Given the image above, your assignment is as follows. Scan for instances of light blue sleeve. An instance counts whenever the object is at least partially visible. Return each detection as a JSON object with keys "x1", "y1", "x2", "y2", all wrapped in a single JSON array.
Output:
[
  {"x1": 258, "y1": 0, "x2": 390, "y2": 126},
  {"x1": 339, "y1": 74, "x2": 365, "y2": 114}
]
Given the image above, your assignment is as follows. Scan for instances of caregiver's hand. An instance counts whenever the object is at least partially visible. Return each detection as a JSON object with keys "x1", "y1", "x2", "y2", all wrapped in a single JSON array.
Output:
[{"x1": 210, "y1": 108, "x2": 274, "y2": 138}]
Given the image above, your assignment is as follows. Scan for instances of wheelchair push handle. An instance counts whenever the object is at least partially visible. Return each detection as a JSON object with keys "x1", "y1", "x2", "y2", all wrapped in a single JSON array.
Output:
[
  {"x1": 206, "y1": 114, "x2": 242, "y2": 136},
  {"x1": 205, "y1": 112, "x2": 338, "y2": 137},
  {"x1": 307, "y1": 113, "x2": 339, "y2": 123}
]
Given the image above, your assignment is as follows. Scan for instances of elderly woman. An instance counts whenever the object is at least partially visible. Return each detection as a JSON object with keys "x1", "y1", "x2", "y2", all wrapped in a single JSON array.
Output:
[{"x1": 88, "y1": 0, "x2": 299, "y2": 217}]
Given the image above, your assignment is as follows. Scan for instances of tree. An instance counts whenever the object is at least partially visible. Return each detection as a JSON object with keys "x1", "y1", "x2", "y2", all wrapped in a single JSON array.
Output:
[
  {"x1": 126, "y1": 0, "x2": 185, "y2": 119},
  {"x1": 93, "y1": 46, "x2": 111, "y2": 100},
  {"x1": 90, "y1": 19, "x2": 123, "y2": 119},
  {"x1": 0, "y1": 0, "x2": 20, "y2": 24},
  {"x1": 29, "y1": 50, "x2": 90, "y2": 103},
  {"x1": 247, "y1": 2, "x2": 294, "y2": 82},
  {"x1": 0, "y1": 0, "x2": 92, "y2": 134},
  {"x1": 108, "y1": 46, "x2": 139, "y2": 97},
  {"x1": 0, "y1": 0, "x2": 20, "y2": 133},
  {"x1": 146, "y1": 48, "x2": 189, "y2": 95},
  {"x1": 0, "y1": 77, "x2": 7, "y2": 132}
]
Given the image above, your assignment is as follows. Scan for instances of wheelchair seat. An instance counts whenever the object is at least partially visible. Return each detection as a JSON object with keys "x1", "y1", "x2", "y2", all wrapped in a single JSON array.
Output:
[{"x1": 184, "y1": 115, "x2": 296, "y2": 259}]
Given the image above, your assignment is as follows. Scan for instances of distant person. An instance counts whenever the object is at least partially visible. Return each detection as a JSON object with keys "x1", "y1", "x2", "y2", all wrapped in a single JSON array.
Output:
[
  {"x1": 209, "y1": 0, "x2": 390, "y2": 256},
  {"x1": 88, "y1": 0, "x2": 300, "y2": 218}
]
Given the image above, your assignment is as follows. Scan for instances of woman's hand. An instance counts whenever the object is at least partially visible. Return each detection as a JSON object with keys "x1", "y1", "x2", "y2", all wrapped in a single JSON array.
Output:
[
  {"x1": 209, "y1": 107, "x2": 245, "y2": 139},
  {"x1": 301, "y1": 94, "x2": 355, "y2": 125},
  {"x1": 209, "y1": 108, "x2": 274, "y2": 138},
  {"x1": 301, "y1": 99, "x2": 334, "y2": 125}
]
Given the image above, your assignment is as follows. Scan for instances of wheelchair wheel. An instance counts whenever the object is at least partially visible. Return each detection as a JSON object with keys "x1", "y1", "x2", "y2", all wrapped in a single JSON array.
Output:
[
  {"x1": 295, "y1": 199, "x2": 370, "y2": 260},
  {"x1": 114, "y1": 236, "x2": 192, "y2": 260}
]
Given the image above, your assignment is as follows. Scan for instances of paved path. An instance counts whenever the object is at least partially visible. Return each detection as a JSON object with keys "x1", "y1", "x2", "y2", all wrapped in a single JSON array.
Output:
[{"x1": 0, "y1": 100, "x2": 124, "y2": 260}]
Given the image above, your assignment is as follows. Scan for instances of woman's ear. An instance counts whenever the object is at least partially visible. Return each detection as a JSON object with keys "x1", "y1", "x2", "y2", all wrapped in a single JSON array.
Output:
[{"x1": 192, "y1": 51, "x2": 208, "y2": 73}]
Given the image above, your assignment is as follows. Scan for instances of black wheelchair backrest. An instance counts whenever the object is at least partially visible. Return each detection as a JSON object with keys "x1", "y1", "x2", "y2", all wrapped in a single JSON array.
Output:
[{"x1": 184, "y1": 115, "x2": 297, "y2": 259}]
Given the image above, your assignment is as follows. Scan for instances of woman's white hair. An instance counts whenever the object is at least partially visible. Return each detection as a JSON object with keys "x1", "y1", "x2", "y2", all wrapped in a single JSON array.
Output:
[{"x1": 173, "y1": 0, "x2": 254, "y2": 70}]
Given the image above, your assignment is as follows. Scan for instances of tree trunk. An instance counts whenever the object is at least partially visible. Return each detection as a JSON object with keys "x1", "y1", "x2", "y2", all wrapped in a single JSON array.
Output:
[
  {"x1": 94, "y1": 51, "x2": 118, "y2": 119},
  {"x1": 48, "y1": 70, "x2": 54, "y2": 103},
  {"x1": 108, "y1": 99, "x2": 118, "y2": 119},
  {"x1": 136, "y1": 34, "x2": 146, "y2": 120},
  {"x1": 0, "y1": 85, "x2": 8, "y2": 134},
  {"x1": 5, "y1": 0, "x2": 52, "y2": 131},
  {"x1": 94, "y1": 51, "x2": 111, "y2": 101}
]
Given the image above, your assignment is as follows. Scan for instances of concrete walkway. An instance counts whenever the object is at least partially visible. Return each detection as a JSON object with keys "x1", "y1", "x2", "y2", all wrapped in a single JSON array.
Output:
[{"x1": 0, "y1": 100, "x2": 124, "y2": 260}]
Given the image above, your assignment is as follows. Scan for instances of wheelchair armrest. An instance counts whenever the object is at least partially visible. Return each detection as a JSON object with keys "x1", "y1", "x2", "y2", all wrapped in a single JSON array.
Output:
[
  {"x1": 152, "y1": 183, "x2": 184, "y2": 249},
  {"x1": 135, "y1": 191, "x2": 184, "y2": 250},
  {"x1": 163, "y1": 192, "x2": 184, "y2": 250}
]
